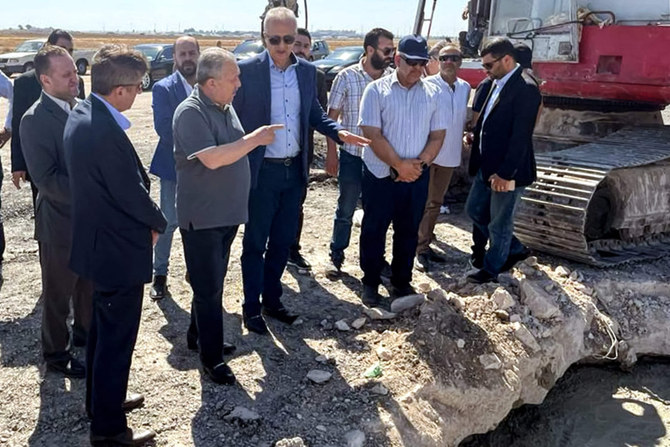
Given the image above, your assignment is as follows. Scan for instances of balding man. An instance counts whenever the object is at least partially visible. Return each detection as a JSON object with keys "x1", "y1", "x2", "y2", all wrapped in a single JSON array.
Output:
[
  {"x1": 148, "y1": 36, "x2": 200, "y2": 300},
  {"x1": 173, "y1": 48, "x2": 283, "y2": 383},
  {"x1": 233, "y1": 7, "x2": 369, "y2": 334}
]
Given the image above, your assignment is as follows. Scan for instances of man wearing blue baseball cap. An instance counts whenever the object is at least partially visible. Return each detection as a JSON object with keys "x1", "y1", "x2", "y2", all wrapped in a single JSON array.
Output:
[{"x1": 357, "y1": 34, "x2": 448, "y2": 308}]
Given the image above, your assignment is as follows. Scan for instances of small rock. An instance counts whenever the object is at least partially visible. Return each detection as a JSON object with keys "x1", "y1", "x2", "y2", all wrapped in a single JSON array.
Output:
[
  {"x1": 479, "y1": 353, "x2": 502, "y2": 370},
  {"x1": 555, "y1": 265, "x2": 570, "y2": 277},
  {"x1": 345, "y1": 429, "x2": 366, "y2": 447},
  {"x1": 292, "y1": 318, "x2": 304, "y2": 326},
  {"x1": 569, "y1": 270, "x2": 582, "y2": 281},
  {"x1": 520, "y1": 280, "x2": 562, "y2": 320},
  {"x1": 315, "y1": 355, "x2": 328, "y2": 363},
  {"x1": 320, "y1": 319, "x2": 329, "y2": 327},
  {"x1": 494, "y1": 309, "x2": 510, "y2": 321},
  {"x1": 427, "y1": 288, "x2": 448, "y2": 301},
  {"x1": 588, "y1": 333, "x2": 595, "y2": 340},
  {"x1": 525, "y1": 256, "x2": 538, "y2": 267},
  {"x1": 307, "y1": 369, "x2": 332, "y2": 384},
  {"x1": 456, "y1": 339, "x2": 465, "y2": 349},
  {"x1": 370, "y1": 383, "x2": 389, "y2": 395},
  {"x1": 491, "y1": 287, "x2": 516, "y2": 310},
  {"x1": 390, "y1": 294, "x2": 426, "y2": 313},
  {"x1": 583, "y1": 286, "x2": 594, "y2": 296},
  {"x1": 224, "y1": 406, "x2": 261, "y2": 423},
  {"x1": 376, "y1": 347, "x2": 393, "y2": 361},
  {"x1": 363, "y1": 307, "x2": 397, "y2": 320},
  {"x1": 418, "y1": 282, "x2": 431, "y2": 293},
  {"x1": 275, "y1": 437, "x2": 307, "y2": 447},
  {"x1": 351, "y1": 317, "x2": 367, "y2": 330},
  {"x1": 513, "y1": 323, "x2": 541, "y2": 352},
  {"x1": 335, "y1": 320, "x2": 351, "y2": 331},
  {"x1": 510, "y1": 314, "x2": 522, "y2": 323},
  {"x1": 316, "y1": 425, "x2": 327, "y2": 432}
]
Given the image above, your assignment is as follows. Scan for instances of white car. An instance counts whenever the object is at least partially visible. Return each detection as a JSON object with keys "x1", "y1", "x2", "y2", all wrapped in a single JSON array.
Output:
[{"x1": 0, "y1": 38, "x2": 96, "y2": 76}]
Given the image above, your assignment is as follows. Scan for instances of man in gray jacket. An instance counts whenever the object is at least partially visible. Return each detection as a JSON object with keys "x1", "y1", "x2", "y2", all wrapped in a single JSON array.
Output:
[{"x1": 20, "y1": 45, "x2": 93, "y2": 377}]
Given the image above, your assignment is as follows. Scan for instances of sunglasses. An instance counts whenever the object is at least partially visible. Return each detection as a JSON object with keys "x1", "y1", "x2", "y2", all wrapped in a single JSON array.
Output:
[
  {"x1": 482, "y1": 56, "x2": 504, "y2": 70},
  {"x1": 377, "y1": 46, "x2": 395, "y2": 56},
  {"x1": 439, "y1": 54, "x2": 462, "y2": 62},
  {"x1": 265, "y1": 34, "x2": 296, "y2": 46},
  {"x1": 400, "y1": 56, "x2": 428, "y2": 67}
]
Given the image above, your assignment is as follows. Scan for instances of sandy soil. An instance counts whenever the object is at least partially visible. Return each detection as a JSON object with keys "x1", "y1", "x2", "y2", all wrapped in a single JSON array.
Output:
[{"x1": 0, "y1": 76, "x2": 668, "y2": 447}]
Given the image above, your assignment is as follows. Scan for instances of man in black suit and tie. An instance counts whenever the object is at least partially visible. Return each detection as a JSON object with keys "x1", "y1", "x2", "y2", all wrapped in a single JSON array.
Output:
[
  {"x1": 465, "y1": 37, "x2": 541, "y2": 284},
  {"x1": 20, "y1": 45, "x2": 93, "y2": 378},
  {"x1": 64, "y1": 44, "x2": 166, "y2": 446},
  {"x1": 11, "y1": 29, "x2": 85, "y2": 207}
]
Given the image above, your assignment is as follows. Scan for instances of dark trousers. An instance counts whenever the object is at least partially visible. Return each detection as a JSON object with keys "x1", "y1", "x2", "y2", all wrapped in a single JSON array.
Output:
[
  {"x1": 241, "y1": 160, "x2": 303, "y2": 316},
  {"x1": 290, "y1": 185, "x2": 308, "y2": 255},
  {"x1": 360, "y1": 166, "x2": 429, "y2": 288},
  {"x1": 181, "y1": 225, "x2": 238, "y2": 367},
  {"x1": 40, "y1": 242, "x2": 93, "y2": 362},
  {"x1": 86, "y1": 283, "x2": 144, "y2": 437},
  {"x1": 465, "y1": 170, "x2": 527, "y2": 274}
]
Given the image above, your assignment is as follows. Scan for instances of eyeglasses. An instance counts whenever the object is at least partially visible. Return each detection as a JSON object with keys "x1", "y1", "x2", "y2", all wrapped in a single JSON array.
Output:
[
  {"x1": 482, "y1": 56, "x2": 504, "y2": 70},
  {"x1": 439, "y1": 54, "x2": 462, "y2": 62},
  {"x1": 265, "y1": 34, "x2": 296, "y2": 46},
  {"x1": 376, "y1": 46, "x2": 395, "y2": 56},
  {"x1": 400, "y1": 55, "x2": 428, "y2": 67}
]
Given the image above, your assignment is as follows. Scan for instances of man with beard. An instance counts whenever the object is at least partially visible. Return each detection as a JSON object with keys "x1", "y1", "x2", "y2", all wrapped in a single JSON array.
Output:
[
  {"x1": 324, "y1": 27, "x2": 394, "y2": 275},
  {"x1": 148, "y1": 36, "x2": 199, "y2": 300},
  {"x1": 285, "y1": 27, "x2": 327, "y2": 271}
]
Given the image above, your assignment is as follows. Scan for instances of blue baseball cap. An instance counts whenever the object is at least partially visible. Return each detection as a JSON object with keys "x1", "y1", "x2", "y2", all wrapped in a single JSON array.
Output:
[{"x1": 398, "y1": 34, "x2": 429, "y2": 61}]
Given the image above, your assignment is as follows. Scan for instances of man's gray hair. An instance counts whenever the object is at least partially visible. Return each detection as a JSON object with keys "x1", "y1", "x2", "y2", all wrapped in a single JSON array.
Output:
[
  {"x1": 263, "y1": 6, "x2": 297, "y2": 30},
  {"x1": 196, "y1": 48, "x2": 236, "y2": 84}
]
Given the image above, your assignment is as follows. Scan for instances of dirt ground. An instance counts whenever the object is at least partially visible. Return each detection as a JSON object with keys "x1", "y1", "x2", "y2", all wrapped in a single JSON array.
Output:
[{"x1": 0, "y1": 75, "x2": 669, "y2": 447}]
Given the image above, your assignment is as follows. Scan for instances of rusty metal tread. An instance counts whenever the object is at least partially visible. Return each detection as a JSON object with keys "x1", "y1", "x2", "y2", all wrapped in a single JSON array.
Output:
[{"x1": 515, "y1": 126, "x2": 670, "y2": 266}]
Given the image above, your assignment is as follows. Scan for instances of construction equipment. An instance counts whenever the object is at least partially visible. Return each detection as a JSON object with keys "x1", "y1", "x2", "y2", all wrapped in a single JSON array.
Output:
[{"x1": 413, "y1": 0, "x2": 670, "y2": 265}]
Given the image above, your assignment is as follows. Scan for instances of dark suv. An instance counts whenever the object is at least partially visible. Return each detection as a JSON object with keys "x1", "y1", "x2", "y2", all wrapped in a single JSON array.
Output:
[{"x1": 134, "y1": 44, "x2": 174, "y2": 90}]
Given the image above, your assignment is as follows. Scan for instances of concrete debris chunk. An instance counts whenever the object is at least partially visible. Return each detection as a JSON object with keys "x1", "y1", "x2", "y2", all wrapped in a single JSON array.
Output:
[
  {"x1": 491, "y1": 287, "x2": 516, "y2": 310},
  {"x1": 307, "y1": 369, "x2": 332, "y2": 384},
  {"x1": 390, "y1": 294, "x2": 426, "y2": 313},
  {"x1": 520, "y1": 280, "x2": 562, "y2": 319},
  {"x1": 335, "y1": 320, "x2": 351, "y2": 331},
  {"x1": 351, "y1": 317, "x2": 367, "y2": 330}
]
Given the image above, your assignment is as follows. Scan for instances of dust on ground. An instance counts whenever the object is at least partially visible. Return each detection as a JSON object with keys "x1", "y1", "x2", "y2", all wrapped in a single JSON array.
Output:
[{"x1": 0, "y1": 76, "x2": 669, "y2": 447}]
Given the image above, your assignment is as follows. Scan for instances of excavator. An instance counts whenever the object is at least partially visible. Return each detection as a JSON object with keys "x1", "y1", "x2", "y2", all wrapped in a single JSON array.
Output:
[{"x1": 415, "y1": 0, "x2": 670, "y2": 266}]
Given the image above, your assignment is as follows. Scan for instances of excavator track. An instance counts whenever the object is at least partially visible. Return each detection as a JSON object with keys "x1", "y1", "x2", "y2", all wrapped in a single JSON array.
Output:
[{"x1": 515, "y1": 126, "x2": 670, "y2": 266}]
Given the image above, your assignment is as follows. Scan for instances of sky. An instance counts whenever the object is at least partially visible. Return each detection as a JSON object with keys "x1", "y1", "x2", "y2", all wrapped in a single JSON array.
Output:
[{"x1": 1, "y1": 0, "x2": 466, "y2": 37}]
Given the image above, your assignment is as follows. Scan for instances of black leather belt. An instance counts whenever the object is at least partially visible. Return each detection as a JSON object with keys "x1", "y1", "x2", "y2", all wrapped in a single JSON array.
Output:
[{"x1": 265, "y1": 156, "x2": 298, "y2": 166}]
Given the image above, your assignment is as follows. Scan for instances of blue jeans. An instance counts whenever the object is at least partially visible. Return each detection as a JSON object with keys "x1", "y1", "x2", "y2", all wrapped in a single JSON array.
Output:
[
  {"x1": 241, "y1": 160, "x2": 304, "y2": 316},
  {"x1": 153, "y1": 178, "x2": 178, "y2": 276},
  {"x1": 329, "y1": 150, "x2": 363, "y2": 261},
  {"x1": 360, "y1": 166, "x2": 429, "y2": 288},
  {"x1": 465, "y1": 170, "x2": 526, "y2": 275}
]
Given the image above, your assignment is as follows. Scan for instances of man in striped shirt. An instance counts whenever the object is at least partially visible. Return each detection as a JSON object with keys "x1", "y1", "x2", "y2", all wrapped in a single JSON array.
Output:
[
  {"x1": 358, "y1": 34, "x2": 447, "y2": 308},
  {"x1": 324, "y1": 28, "x2": 395, "y2": 275}
]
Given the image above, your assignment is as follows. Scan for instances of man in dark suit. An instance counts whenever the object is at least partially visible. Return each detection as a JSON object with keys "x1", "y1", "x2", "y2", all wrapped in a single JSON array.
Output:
[
  {"x1": 11, "y1": 29, "x2": 85, "y2": 207},
  {"x1": 20, "y1": 46, "x2": 93, "y2": 378},
  {"x1": 286, "y1": 27, "x2": 328, "y2": 271},
  {"x1": 148, "y1": 36, "x2": 199, "y2": 300},
  {"x1": 64, "y1": 45, "x2": 166, "y2": 446},
  {"x1": 465, "y1": 37, "x2": 541, "y2": 284},
  {"x1": 233, "y1": 6, "x2": 369, "y2": 334}
]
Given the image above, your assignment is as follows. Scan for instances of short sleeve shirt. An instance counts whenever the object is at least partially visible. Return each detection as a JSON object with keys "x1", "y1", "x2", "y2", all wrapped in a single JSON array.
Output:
[
  {"x1": 173, "y1": 85, "x2": 250, "y2": 230},
  {"x1": 358, "y1": 71, "x2": 448, "y2": 178}
]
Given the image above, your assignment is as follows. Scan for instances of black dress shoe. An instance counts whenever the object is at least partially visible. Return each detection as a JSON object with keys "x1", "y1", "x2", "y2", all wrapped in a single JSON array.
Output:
[
  {"x1": 263, "y1": 306, "x2": 298, "y2": 325},
  {"x1": 46, "y1": 357, "x2": 85, "y2": 379},
  {"x1": 469, "y1": 254, "x2": 484, "y2": 270},
  {"x1": 203, "y1": 362, "x2": 236, "y2": 385},
  {"x1": 149, "y1": 275, "x2": 168, "y2": 301},
  {"x1": 466, "y1": 269, "x2": 498, "y2": 284},
  {"x1": 122, "y1": 393, "x2": 145, "y2": 412},
  {"x1": 287, "y1": 251, "x2": 312, "y2": 270},
  {"x1": 426, "y1": 247, "x2": 447, "y2": 263},
  {"x1": 243, "y1": 313, "x2": 269, "y2": 335},
  {"x1": 500, "y1": 248, "x2": 531, "y2": 272},
  {"x1": 361, "y1": 285, "x2": 389, "y2": 310},
  {"x1": 187, "y1": 337, "x2": 236, "y2": 355},
  {"x1": 90, "y1": 427, "x2": 156, "y2": 446},
  {"x1": 390, "y1": 283, "x2": 417, "y2": 298}
]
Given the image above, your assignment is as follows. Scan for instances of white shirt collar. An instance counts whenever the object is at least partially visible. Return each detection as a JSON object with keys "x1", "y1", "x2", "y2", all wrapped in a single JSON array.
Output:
[
  {"x1": 91, "y1": 93, "x2": 131, "y2": 131},
  {"x1": 496, "y1": 63, "x2": 520, "y2": 89},
  {"x1": 176, "y1": 70, "x2": 194, "y2": 95},
  {"x1": 43, "y1": 92, "x2": 74, "y2": 114}
]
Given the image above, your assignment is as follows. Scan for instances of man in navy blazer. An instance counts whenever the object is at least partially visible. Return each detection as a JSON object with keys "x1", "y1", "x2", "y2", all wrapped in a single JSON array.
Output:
[
  {"x1": 148, "y1": 36, "x2": 199, "y2": 300},
  {"x1": 232, "y1": 6, "x2": 369, "y2": 334},
  {"x1": 465, "y1": 37, "x2": 541, "y2": 284},
  {"x1": 64, "y1": 45, "x2": 166, "y2": 446}
]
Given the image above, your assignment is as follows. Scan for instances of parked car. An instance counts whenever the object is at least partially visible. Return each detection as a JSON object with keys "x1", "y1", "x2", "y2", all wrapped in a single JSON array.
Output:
[
  {"x1": 310, "y1": 39, "x2": 329, "y2": 61},
  {"x1": 313, "y1": 46, "x2": 364, "y2": 90},
  {"x1": 134, "y1": 44, "x2": 174, "y2": 90},
  {"x1": 233, "y1": 39, "x2": 265, "y2": 61},
  {"x1": 0, "y1": 38, "x2": 96, "y2": 75}
]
